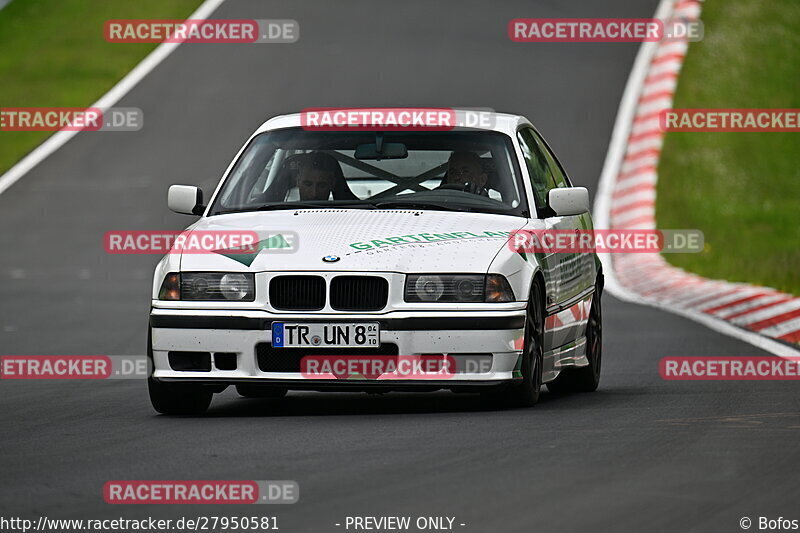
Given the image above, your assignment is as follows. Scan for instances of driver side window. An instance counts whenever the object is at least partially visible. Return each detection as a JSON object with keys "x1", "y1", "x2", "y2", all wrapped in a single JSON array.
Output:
[
  {"x1": 517, "y1": 128, "x2": 557, "y2": 212},
  {"x1": 532, "y1": 130, "x2": 570, "y2": 188}
]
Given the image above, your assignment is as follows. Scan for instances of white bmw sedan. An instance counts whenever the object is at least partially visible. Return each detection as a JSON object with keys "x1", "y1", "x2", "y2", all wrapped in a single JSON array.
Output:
[{"x1": 148, "y1": 110, "x2": 602, "y2": 414}]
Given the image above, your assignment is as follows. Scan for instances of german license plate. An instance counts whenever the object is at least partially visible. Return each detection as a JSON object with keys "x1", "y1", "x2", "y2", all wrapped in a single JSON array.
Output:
[{"x1": 271, "y1": 322, "x2": 380, "y2": 348}]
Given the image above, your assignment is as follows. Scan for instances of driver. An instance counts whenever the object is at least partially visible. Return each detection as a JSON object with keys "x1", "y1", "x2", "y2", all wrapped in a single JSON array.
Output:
[
  {"x1": 440, "y1": 151, "x2": 489, "y2": 195},
  {"x1": 295, "y1": 152, "x2": 337, "y2": 201}
]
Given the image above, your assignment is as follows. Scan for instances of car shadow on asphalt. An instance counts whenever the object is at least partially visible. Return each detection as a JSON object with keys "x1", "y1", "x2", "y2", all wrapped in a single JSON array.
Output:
[{"x1": 187, "y1": 386, "x2": 639, "y2": 418}]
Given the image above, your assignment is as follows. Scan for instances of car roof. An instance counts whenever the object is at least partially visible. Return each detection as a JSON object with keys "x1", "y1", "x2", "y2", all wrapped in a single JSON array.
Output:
[{"x1": 255, "y1": 109, "x2": 532, "y2": 136}]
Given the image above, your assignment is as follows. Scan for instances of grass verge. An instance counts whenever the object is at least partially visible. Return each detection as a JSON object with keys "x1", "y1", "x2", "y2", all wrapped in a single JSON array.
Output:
[
  {"x1": 657, "y1": 0, "x2": 800, "y2": 296},
  {"x1": 0, "y1": 0, "x2": 203, "y2": 175}
]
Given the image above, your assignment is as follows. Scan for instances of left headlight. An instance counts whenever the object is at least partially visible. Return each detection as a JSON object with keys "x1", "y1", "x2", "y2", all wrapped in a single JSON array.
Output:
[
  {"x1": 158, "y1": 272, "x2": 255, "y2": 301},
  {"x1": 404, "y1": 274, "x2": 515, "y2": 303}
]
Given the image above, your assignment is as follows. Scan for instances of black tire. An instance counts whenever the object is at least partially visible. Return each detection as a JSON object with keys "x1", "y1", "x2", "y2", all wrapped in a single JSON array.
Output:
[
  {"x1": 484, "y1": 281, "x2": 544, "y2": 407},
  {"x1": 148, "y1": 378, "x2": 213, "y2": 415},
  {"x1": 547, "y1": 280, "x2": 602, "y2": 394},
  {"x1": 236, "y1": 384, "x2": 288, "y2": 398},
  {"x1": 146, "y1": 328, "x2": 212, "y2": 415}
]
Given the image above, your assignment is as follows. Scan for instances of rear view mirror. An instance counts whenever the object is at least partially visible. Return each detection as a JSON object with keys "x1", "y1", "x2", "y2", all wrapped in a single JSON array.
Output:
[
  {"x1": 548, "y1": 187, "x2": 590, "y2": 216},
  {"x1": 355, "y1": 142, "x2": 408, "y2": 160},
  {"x1": 168, "y1": 185, "x2": 205, "y2": 215}
]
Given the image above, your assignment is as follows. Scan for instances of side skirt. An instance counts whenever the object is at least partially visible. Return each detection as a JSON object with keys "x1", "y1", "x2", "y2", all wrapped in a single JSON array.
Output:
[{"x1": 542, "y1": 336, "x2": 589, "y2": 383}]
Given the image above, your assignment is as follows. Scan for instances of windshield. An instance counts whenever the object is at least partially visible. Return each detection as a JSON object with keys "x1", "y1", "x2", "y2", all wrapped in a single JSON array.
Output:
[{"x1": 208, "y1": 128, "x2": 528, "y2": 216}]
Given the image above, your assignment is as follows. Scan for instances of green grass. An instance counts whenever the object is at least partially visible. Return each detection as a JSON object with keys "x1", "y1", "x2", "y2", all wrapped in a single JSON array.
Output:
[
  {"x1": 658, "y1": 0, "x2": 800, "y2": 296},
  {"x1": 0, "y1": 0, "x2": 203, "y2": 174}
]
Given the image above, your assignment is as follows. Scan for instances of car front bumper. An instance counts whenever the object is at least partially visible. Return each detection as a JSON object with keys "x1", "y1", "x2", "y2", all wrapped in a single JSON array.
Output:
[{"x1": 149, "y1": 308, "x2": 526, "y2": 388}]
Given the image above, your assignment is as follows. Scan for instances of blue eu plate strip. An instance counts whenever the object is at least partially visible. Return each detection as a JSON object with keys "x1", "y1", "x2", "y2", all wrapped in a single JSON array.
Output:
[{"x1": 272, "y1": 322, "x2": 284, "y2": 347}]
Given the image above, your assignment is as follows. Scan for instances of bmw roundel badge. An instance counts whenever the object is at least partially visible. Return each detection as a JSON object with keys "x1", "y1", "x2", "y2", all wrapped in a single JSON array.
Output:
[{"x1": 322, "y1": 255, "x2": 340, "y2": 263}]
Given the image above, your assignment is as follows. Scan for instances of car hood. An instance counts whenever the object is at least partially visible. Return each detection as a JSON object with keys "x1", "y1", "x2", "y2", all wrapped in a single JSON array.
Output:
[{"x1": 178, "y1": 209, "x2": 527, "y2": 273}]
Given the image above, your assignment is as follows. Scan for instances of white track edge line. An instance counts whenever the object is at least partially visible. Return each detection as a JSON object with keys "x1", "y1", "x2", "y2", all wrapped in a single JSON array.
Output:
[{"x1": 0, "y1": 0, "x2": 227, "y2": 197}]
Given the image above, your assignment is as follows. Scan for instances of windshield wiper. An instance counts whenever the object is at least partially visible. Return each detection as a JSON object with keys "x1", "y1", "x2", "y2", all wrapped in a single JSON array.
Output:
[
  {"x1": 372, "y1": 201, "x2": 468, "y2": 212},
  {"x1": 254, "y1": 202, "x2": 332, "y2": 211},
  {"x1": 218, "y1": 202, "x2": 375, "y2": 214}
]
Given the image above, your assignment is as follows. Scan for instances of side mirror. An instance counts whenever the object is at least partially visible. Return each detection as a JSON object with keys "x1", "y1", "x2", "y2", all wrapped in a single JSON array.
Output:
[
  {"x1": 548, "y1": 187, "x2": 589, "y2": 216},
  {"x1": 168, "y1": 185, "x2": 204, "y2": 215}
]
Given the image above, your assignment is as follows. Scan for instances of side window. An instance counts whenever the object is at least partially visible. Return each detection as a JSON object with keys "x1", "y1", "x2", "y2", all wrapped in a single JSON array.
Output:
[
  {"x1": 532, "y1": 130, "x2": 570, "y2": 188},
  {"x1": 517, "y1": 128, "x2": 556, "y2": 210}
]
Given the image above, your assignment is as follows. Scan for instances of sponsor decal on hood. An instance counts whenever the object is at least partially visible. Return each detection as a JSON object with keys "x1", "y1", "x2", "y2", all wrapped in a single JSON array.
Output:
[
  {"x1": 348, "y1": 230, "x2": 514, "y2": 251},
  {"x1": 214, "y1": 233, "x2": 294, "y2": 266}
]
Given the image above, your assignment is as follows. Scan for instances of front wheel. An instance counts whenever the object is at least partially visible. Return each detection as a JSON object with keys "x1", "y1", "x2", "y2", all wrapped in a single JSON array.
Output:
[
  {"x1": 148, "y1": 378, "x2": 213, "y2": 415},
  {"x1": 484, "y1": 281, "x2": 544, "y2": 407},
  {"x1": 146, "y1": 328, "x2": 212, "y2": 415}
]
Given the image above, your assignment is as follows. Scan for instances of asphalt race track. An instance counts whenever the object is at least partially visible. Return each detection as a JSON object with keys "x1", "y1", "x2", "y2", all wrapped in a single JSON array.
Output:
[{"x1": 1, "y1": 1, "x2": 798, "y2": 531}]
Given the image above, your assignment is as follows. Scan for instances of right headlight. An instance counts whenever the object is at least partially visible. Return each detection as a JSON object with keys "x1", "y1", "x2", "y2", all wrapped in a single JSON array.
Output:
[
  {"x1": 158, "y1": 272, "x2": 255, "y2": 301},
  {"x1": 404, "y1": 274, "x2": 514, "y2": 303}
]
